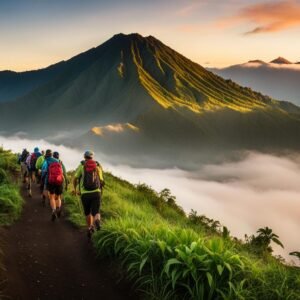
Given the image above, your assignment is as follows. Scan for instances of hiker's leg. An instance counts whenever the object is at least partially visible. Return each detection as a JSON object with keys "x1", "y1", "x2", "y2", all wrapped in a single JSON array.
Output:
[
  {"x1": 28, "y1": 171, "x2": 32, "y2": 196},
  {"x1": 92, "y1": 192, "x2": 101, "y2": 230},
  {"x1": 32, "y1": 172, "x2": 36, "y2": 184},
  {"x1": 87, "y1": 214, "x2": 93, "y2": 227},
  {"x1": 55, "y1": 185, "x2": 63, "y2": 208},
  {"x1": 91, "y1": 192, "x2": 101, "y2": 220},
  {"x1": 81, "y1": 194, "x2": 93, "y2": 227},
  {"x1": 48, "y1": 185, "x2": 57, "y2": 211},
  {"x1": 21, "y1": 163, "x2": 27, "y2": 183},
  {"x1": 49, "y1": 193, "x2": 56, "y2": 211},
  {"x1": 55, "y1": 195, "x2": 61, "y2": 209}
]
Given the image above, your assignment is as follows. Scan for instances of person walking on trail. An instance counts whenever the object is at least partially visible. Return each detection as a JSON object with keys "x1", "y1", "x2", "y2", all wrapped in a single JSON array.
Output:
[
  {"x1": 26, "y1": 147, "x2": 42, "y2": 197},
  {"x1": 35, "y1": 150, "x2": 44, "y2": 184},
  {"x1": 42, "y1": 149, "x2": 67, "y2": 221},
  {"x1": 73, "y1": 150, "x2": 105, "y2": 239},
  {"x1": 19, "y1": 148, "x2": 29, "y2": 183},
  {"x1": 36, "y1": 151, "x2": 47, "y2": 205},
  {"x1": 53, "y1": 151, "x2": 68, "y2": 194}
]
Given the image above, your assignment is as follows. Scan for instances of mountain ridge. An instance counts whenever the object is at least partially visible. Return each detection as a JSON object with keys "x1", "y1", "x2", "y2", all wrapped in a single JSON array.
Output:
[
  {"x1": 210, "y1": 59, "x2": 300, "y2": 106},
  {"x1": 1, "y1": 33, "x2": 300, "y2": 166}
]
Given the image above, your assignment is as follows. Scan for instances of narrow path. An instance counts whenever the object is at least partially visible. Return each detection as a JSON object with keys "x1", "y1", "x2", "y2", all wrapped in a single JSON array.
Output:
[{"x1": 1, "y1": 183, "x2": 138, "y2": 300}]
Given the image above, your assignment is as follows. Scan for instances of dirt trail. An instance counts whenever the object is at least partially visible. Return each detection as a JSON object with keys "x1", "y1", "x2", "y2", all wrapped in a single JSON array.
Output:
[{"x1": 1, "y1": 183, "x2": 138, "y2": 300}]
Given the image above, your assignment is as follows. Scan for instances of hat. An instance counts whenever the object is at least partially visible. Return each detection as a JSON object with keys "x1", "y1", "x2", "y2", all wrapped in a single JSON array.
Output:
[
  {"x1": 45, "y1": 149, "x2": 52, "y2": 157},
  {"x1": 84, "y1": 150, "x2": 94, "y2": 159},
  {"x1": 34, "y1": 147, "x2": 39, "y2": 153},
  {"x1": 53, "y1": 151, "x2": 59, "y2": 159}
]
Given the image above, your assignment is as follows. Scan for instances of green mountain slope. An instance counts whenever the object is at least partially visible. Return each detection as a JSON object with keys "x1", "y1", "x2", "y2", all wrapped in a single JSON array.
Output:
[{"x1": 64, "y1": 172, "x2": 300, "y2": 299}]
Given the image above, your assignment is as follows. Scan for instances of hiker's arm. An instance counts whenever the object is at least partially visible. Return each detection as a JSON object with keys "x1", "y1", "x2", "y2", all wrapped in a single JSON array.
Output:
[
  {"x1": 26, "y1": 155, "x2": 31, "y2": 166},
  {"x1": 98, "y1": 166, "x2": 105, "y2": 189},
  {"x1": 73, "y1": 177, "x2": 80, "y2": 195},
  {"x1": 73, "y1": 165, "x2": 81, "y2": 195},
  {"x1": 62, "y1": 163, "x2": 68, "y2": 186},
  {"x1": 41, "y1": 161, "x2": 47, "y2": 176}
]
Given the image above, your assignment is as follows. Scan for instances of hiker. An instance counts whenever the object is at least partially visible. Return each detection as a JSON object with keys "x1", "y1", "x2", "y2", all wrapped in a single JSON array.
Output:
[
  {"x1": 19, "y1": 148, "x2": 29, "y2": 183},
  {"x1": 35, "y1": 150, "x2": 45, "y2": 184},
  {"x1": 73, "y1": 150, "x2": 104, "y2": 239},
  {"x1": 53, "y1": 151, "x2": 68, "y2": 193},
  {"x1": 26, "y1": 147, "x2": 42, "y2": 197},
  {"x1": 41, "y1": 149, "x2": 67, "y2": 221},
  {"x1": 36, "y1": 150, "x2": 47, "y2": 205}
]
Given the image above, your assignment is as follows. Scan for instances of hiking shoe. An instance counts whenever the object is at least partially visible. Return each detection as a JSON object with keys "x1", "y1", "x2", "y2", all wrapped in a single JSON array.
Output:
[
  {"x1": 94, "y1": 219, "x2": 101, "y2": 231},
  {"x1": 87, "y1": 227, "x2": 95, "y2": 240},
  {"x1": 51, "y1": 212, "x2": 57, "y2": 222},
  {"x1": 56, "y1": 208, "x2": 62, "y2": 218}
]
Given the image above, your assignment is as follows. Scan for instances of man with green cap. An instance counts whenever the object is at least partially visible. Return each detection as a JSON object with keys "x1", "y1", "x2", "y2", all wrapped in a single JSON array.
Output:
[{"x1": 73, "y1": 150, "x2": 104, "y2": 239}]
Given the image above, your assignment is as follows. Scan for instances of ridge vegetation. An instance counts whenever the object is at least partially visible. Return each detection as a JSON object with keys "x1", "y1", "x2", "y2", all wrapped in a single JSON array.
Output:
[{"x1": 64, "y1": 171, "x2": 300, "y2": 300}]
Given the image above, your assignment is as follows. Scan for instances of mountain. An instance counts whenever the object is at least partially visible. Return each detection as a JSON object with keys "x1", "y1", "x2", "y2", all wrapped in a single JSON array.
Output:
[
  {"x1": 248, "y1": 59, "x2": 266, "y2": 64},
  {"x1": 210, "y1": 60, "x2": 300, "y2": 106},
  {"x1": 0, "y1": 64, "x2": 65, "y2": 103},
  {"x1": 1, "y1": 34, "x2": 300, "y2": 167},
  {"x1": 270, "y1": 57, "x2": 292, "y2": 64}
]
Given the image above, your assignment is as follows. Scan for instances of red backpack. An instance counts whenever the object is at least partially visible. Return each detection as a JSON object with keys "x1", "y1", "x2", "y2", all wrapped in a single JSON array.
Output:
[{"x1": 48, "y1": 162, "x2": 63, "y2": 185}]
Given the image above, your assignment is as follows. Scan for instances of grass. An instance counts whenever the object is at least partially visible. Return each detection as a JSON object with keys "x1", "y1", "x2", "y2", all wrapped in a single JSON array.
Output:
[
  {"x1": 0, "y1": 147, "x2": 23, "y2": 297},
  {"x1": 0, "y1": 148, "x2": 23, "y2": 225},
  {"x1": 64, "y1": 171, "x2": 300, "y2": 299}
]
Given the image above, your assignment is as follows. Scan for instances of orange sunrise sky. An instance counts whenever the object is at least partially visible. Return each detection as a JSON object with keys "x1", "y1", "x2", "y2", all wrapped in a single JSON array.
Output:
[{"x1": 1, "y1": 0, "x2": 300, "y2": 71}]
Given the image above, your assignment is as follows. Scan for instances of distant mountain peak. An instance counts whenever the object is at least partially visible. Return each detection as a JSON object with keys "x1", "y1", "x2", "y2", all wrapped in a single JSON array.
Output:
[
  {"x1": 270, "y1": 57, "x2": 292, "y2": 64},
  {"x1": 247, "y1": 59, "x2": 266, "y2": 64}
]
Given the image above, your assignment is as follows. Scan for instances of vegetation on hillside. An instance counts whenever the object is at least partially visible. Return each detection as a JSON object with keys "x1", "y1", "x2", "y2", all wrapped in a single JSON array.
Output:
[
  {"x1": 0, "y1": 148, "x2": 23, "y2": 225},
  {"x1": 64, "y1": 172, "x2": 300, "y2": 300},
  {"x1": 0, "y1": 148, "x2": 23, "y2": 298}
]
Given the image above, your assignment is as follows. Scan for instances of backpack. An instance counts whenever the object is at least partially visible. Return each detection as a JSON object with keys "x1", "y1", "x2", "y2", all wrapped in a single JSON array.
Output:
[
  {"x1": 48, "y1": 161, "x2": 64, "y2": 185},
  {"x1": 82, "y1": 160, "x2": 100, "y2": 191},
  {"x1": 30, "y1": 153, "x2": 37, "y2": 171},
  {"x1": 20, "y1": 150, "x2": 29, "y2": 163}
]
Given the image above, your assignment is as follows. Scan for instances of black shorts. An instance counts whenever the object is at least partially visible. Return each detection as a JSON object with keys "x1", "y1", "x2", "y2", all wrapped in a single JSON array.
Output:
[
  {"x1": 28, "y1": 169, "x2": 35, "y2": 177},
  {"x1": 48, "y1": 183, "x2": 63, "y2": 196},
  {"x1": 81, "y1": 192, "x2": 101, "y2": 217}
]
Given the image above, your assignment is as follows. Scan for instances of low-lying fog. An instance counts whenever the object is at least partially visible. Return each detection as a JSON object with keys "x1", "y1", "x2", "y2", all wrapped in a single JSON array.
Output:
[{"x1": 1, "y1": 136, "x2": 299, "y2": 264}]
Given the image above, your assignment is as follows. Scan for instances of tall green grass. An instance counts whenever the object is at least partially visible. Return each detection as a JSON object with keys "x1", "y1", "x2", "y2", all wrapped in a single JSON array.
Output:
[
  {"x1": 0, "y1": 147, "x2": 23, "y2": 297},
  {"x1": 0, "y1": 148, "x2": 23, "y2": 225},
  {"x1": 65, "y1": 172, "x2": 300, "y2": 299}
]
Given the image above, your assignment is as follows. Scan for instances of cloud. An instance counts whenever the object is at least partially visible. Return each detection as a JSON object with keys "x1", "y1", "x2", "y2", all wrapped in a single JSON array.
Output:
[
  {"x1": 175, "y1": 3, "x2": 202, "y2": 17},
  {"x1": 219, "y1": 0, "x2": 300, "y2": 35},
  {"x1": 241, "y1": 61, "x2": 300, "y2": 70},
  {"x1": 1, "y1": 135, "x2": 299, "y2": 264}
]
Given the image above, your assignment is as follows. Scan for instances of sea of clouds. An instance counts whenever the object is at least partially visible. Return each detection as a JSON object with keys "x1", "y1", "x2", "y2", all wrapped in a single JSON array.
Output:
[{"x1": 1, "y1": 136, "x2": 299, "y2": 264}]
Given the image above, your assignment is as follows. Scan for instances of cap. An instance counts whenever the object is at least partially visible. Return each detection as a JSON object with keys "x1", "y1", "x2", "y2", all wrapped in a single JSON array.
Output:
[
  {"x1": 34, "y1": 147, "x2": 39, "y2": 153},
  {"x1": 53, "y1": 151, "x2": 59, "y2": 159},
  {"x1": 84, "y1": 150, "x2": 94, "y2": 159},
  {"x1": 45, "y1": 149, "x2": 52, "y2": 157}
]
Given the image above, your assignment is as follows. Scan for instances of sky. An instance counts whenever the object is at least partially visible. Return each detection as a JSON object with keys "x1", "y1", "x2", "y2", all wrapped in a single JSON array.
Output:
[{"x1": 0, "y1": 0, "x2": 300, "y2": 71}]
